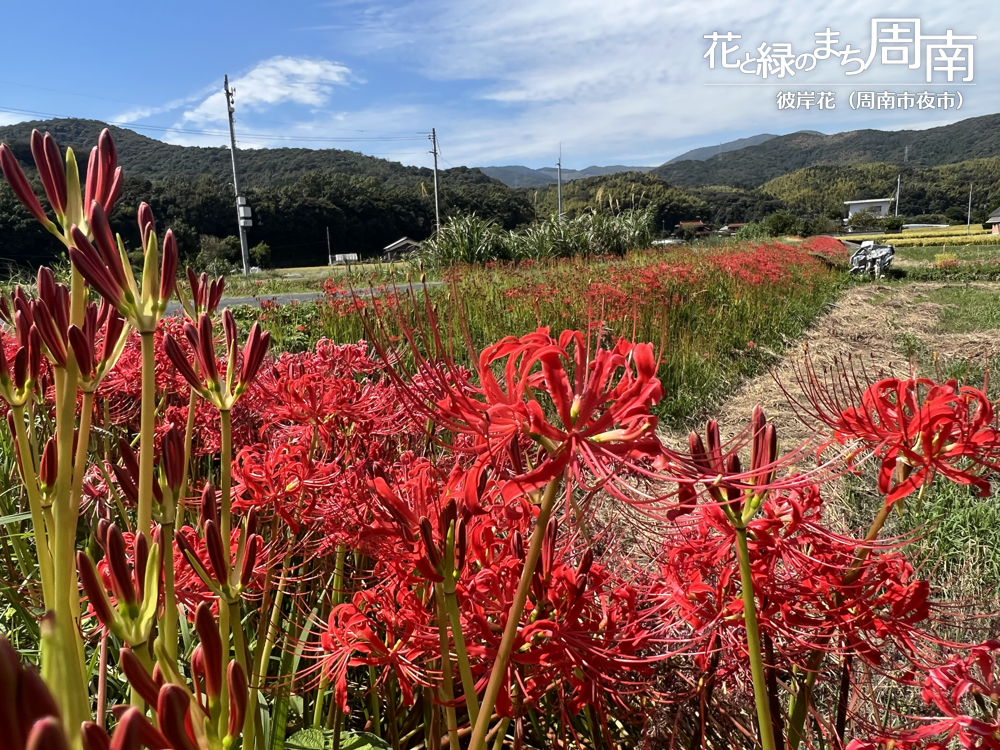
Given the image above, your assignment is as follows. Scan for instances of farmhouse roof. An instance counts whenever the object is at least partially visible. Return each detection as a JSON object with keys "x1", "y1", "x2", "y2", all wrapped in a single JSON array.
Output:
[
  {"x1": 843, "y1": 198, "x2": 893, "y2": 205},
  {"x1": 988, "y1": 207, "x2": 1000, "y2": 224},
  {"x1": 383, "y1": 236, "x2": 420, "y2": 252}
]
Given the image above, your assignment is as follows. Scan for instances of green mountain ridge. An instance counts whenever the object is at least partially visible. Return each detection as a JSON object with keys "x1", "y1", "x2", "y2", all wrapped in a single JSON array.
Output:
[
  {"x1": 652, "y1": 114, "x2": 1000, "y2": 188},
  {"x1": 0, "y1": 118, "x2": 499, "y2": 189}
]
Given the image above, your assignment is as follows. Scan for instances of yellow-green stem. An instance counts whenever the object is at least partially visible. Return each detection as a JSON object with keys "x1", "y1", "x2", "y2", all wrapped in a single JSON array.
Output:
[
  {"x1": 220, "y1": 409, "x2": 233, "y2": 540},
  {"x1": 219, "y1": 592, "x2": 232, "y2": 734},
  {"x1": 178, "y1": 387, "x2": 199, "y2": 525},
  {"x1": 435, "y1": 589, "x2": 461, "y2": 750},
  {"x1": 468, "y1": 475, "x2": 561, "y2": 750},
  {"x1": 137, "y1": 331, "x2": 157, "y2": 537},
  {"x1": 735, "y1": 527, "x2": 777, "y2": 750},
  {"x1": 161, "y1": 520, "x2": 179, "y2": 663},
  {"x1": 244, "y1": 549, "x2": 290, "y2": 750},
  {"x1": 10, "y1": 405, "x2": 55, "y2": 608},
  {"x1": 313, "y1": 544, "x2": 348, "y2": 729},
  {"x1": 491, "y1": 718, "x2": 511, "y2": 750},
  {"x1": 444, "y1": 588, "x2": 480, "y2": 726}
]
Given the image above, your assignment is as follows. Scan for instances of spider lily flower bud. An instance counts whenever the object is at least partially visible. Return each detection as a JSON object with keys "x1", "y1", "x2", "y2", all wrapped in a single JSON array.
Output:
[
  {"x1": 160, "y1": 423, "x2": 184, "y2": 496},
  {"x1": 93, "y1": 129, "x2": 118, "y2": 210},
  {"x1": 163, "y1": 334, "x2": 206, "y2": 396},
  {"x1": 541, "y1": 518, "x2": 558, "y2": 582},
  {"x1": 25, "y1": 717, "x2": 69, "y2": 750},
  {"x1": 81, "y1": 723, "x2": 112, "y2": 750},
  {"x1": 454, "y1": 516, "x2": 467, "y2": 575},
  {"x1": 241, "y1": 533, "x2": 259, "y2": 588},
  {"x1": 204, "y1": 520, "x2": 227, "y2": 583},
  {"x1": 69, "y1": 226, "x2": 126, "y2": 311},
  {"x1": 228, "y1": 661, "x2": 248, "y2": 738},
  {"x1": 419, "y1": 516, "x2": 442, "y2": 571},
  {"x1": 27, "y1": 327, "x2": 41, "y2": 385},
  {"x1": 108, "y1": 708, "x2": 168, "y2": 750},
  {"x1": 222, "y1": 309, "x2": 237, "y2": 355},
  {"x1": 0, "y1": 144, "x2": 54, "y2": 229},
  {"x1": 201, "y1": 483, "x2": 219, "y2": 527},
  {"x1": 511, "y1": 530, "x2": 524, "y2": 561},
  {"x1": 106, "y1": 524, "x2": 137, "y2": 607},
  {"x1": 157, "y1": 685, "x2": 199, "y2": 750},
  {"x1": 195, "y1": 314, "x2": 220, "y2": 385},
  {"x1": 118, "y1": 648, "x2": 161, "y2": 709},
  {"x1": 159, "y1": 230, "x2": 178, "y2": 305},
  {"x1": 194, "y1": 602, "x2": 223, "y2": 700},
  {"x1": 237, "y1": 323, "x2": 270, "y2": 393},
  {"x1": 39, "y1": 437, "x2": 58, "y2": 494},
  {"x1": 30, "y1": 300, "x2": 67, "y2": 366},
  {"x1": 30, "y1": 131, "x2": 66, "y2": 219},
  {"x1": 89, "y1": 202, "x2": 130, "y2": 294},
  {"x1": 77, "y1": 551, "x2": 117, "y2": 627},
  {"x1": 68, "y1": 325, "x2": 95, "y2": 380},
  {"x1": 133, "y1": 532, "x2": 149, "y2": 600},
  {"x1": 138, "y1": 203, "x2": 155, "y2": 251},
  {"x1": 576, "y1": 547, "x2": 594, "y2": 579}
]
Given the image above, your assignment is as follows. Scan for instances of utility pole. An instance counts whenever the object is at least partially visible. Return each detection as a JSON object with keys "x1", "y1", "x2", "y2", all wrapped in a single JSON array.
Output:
[
  {"x1": 895, "y1": 174, "x2": 901, "y2": 217},
  {"x1": 326, "y1": 226, "x2": 333, "y2": 267},
  {"x1": 429, "y1": 129, "x2": 440, "y2": 235},
  {"x1": 967, "y1": 183, "x2": 973, "y2": 235},
  {"x1": 557, "y1": 143, "x2": 563, "y2": 222},
  {"x1": 224, "y1": 75, "x2": 251, "y2": 275}
]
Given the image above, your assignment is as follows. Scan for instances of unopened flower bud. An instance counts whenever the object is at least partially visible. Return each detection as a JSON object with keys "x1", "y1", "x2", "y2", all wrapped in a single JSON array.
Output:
[
  {"x1": 157, "y1": 684, "x2": 198, "y2": 750},
  {"x1": 118, "y1": 648, "x2": 160, "y2": 708},
  {"x1": 77, "y1": 551, "x2": 116, "y2": 627},
  {"x1": 228, "y1": 661, "x2": 248, "y2": 738},
  {"x1": 204, "y1": 519, "x2": 227, "y2": 583},
  {"x1": 39, "y1": 437, "x2": 58, "y2": 493},
  {"x1": 106, "y1": 525, "x2": 137, "y2": 606},
  {"x1": 194, "y1": 602, "x2": 222, "y2": 700}
]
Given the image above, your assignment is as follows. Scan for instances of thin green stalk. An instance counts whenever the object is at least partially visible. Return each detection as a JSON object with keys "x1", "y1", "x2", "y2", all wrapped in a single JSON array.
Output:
[
  {"x1": 368, "y1": 665, "x2": 382, "y2": 737},
  {"x1": 219, "y1": 592, "x2": 232, "y2": 734},
  {"x1": 435, "y1": 589, "x2": 461, "y2": 750},
  {"x1": 735, "y1": 526, "x2": 777, "y2": 750},
  {"x1": 444, "y1": 587, "x2": 480, "y2": 726},
  {"x1": 10, "y1": 406, "x2": 54, "y2": 608},
  {"x1": 137, "y1": 331, "x2": 157, "y2": 538},
  {"x1": 468, "y1": 475, "x2": 561, "y2": 750},
  {"x1": 491, "y1": 718, "x2": 510, "y2": 750},
  {"x1": 244, "y1": 547, "x2": 290, "y2": 750},
  {"x1": 178, "y1": 387, "x2": 199, "y2": 525},
  {"x1": 312, "y1": 544, "x2": 348, "y2": 729},
  {"x1": 220, "y1": 409, "x2": 233, "y2": 540},
  {"x1": 160, "y1": 519, "x2": 179, "y2": 663}
]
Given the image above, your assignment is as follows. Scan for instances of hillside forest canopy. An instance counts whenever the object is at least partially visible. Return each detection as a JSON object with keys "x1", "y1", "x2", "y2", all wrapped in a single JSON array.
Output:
[{"x1": 1, "y1": 116, "x2": 999, "y2": 270}]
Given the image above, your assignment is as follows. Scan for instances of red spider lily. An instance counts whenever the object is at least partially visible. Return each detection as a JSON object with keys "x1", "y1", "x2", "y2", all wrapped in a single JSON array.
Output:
[
  {"x1": 785, "y1": 357, "x2": 1000, "y2": 504},
  {"x1": 163, "y1": 311, "x2": 269, "y2": 409},
  {"x1": 0, "y1": 128, "x2": 121, "y2": 240},
  {"x1": 174, "y1": 485, "x2": 260, "y2": 601},
  {"x1": 77, "y1": 524, "x2": 160, "y2": 645},
  {"x1": 320, "y1": 598, "x2": 434, "y2": 714},
  {"x1": 176, "y1": 267, "x2": 225, "y2": 319},
  {"x1": 68, "y1": 203, "x2": 177, "y2": 331},
  {"x1": 0, "y1": 632, "x2": 65, "y2": 749}
]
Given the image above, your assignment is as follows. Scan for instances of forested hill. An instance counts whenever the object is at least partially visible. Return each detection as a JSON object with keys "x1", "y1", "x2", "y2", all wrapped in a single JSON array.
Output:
[
  {"x1": 0, "y1": 118, "x2": 498, "y2": 189},
  {"x1": 652, "y1": 113, "x2": 1000, "y2": 188}
]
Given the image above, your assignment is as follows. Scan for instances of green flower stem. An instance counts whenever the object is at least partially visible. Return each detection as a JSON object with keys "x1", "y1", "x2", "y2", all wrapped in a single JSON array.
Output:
[
  {"x1": 178, "y1": 387, "x2": 199, "y2": 527},
  {"x1": 468, "y1": 474, "x2": 562, "y2": 750},
  {"x1": 220, "y1": 409, "x2": 233, "y2": 540},
  {"x1": 11, "y1": 405, "x2": 54, "y2": 608},
  {"x1": 368, "y1": 664, "x2": 382, "y2": 737},
  {"x1": 244, "y1": 545, "x2": 290, "y2": 750},
  {"x1": 219, "y1": 592, "x2": 232, "y2": 734},
  {"x1": 435, "y1": 589, "x2": 462, "y2": 750},
  {"x1": 137, "y1": 331, "x2": 156, "y2": 538},
  {"x1": 444, "y1": 586, "x2": 480, "y2": 726},
  {"x1": 160, "y1": 519, "x2": 179, "y2": 663},
  {"x1": 491, "y1": 718, "x2": 511, "y2": 750},
  {"x1": 312, "y1": 544, "x2": 348, "y2": 729},
  {"x1": 735, "y1": 526, "x2": 777, "y2": 750}
]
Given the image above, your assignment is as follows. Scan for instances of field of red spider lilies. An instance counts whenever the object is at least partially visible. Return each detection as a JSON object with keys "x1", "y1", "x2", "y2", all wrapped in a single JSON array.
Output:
[{"x1": 1, "y1": 128, "x2": 1000, "y2": 750}]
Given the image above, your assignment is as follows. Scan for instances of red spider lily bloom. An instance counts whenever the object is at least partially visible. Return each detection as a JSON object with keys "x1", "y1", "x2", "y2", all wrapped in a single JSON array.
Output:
[
  {"x1": 176, "y1": 267, "x2": 225, "y2": 319},
  {"x1": 163, "y1": 312, "x2": 270, "y2": 409}
]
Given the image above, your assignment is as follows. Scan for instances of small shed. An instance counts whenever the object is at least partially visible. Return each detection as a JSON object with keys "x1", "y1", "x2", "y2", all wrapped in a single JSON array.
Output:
[
  {"x1": 987, "y1": 207, "x2": 1000, "y2": 235},
  {"x1": 382, "y1": 237, "x2": 420, "y2": 262},
  {"x1": 844, "y1": 198, "x2": 893, "y2": 219},
  {"x1": 717, "y1": 223, "x2": 745, "y2": 235},
  {"x1": 673, "y1": 221, "x2": 711, "y2": 237}
]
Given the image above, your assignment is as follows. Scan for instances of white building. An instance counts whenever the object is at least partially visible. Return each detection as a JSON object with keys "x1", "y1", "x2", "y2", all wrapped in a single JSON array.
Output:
[{"x1": 843, "y1": 198, "x2": 893, "y2": 219}]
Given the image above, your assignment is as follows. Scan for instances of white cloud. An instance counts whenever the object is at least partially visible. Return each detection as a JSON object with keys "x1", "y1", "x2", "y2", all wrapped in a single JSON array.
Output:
[
  {"x1": 0, "y1": 113, "x2": 29, "y2": 127},
  {"x1": 337, "y1": 0, "x2": 1000, "y2": 166},
  {"x1": 181, "y1": 56, "x2": 354, "y2": 125}
]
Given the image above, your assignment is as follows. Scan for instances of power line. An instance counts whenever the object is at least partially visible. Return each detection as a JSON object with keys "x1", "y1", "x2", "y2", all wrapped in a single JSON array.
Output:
[{"x1": 0, "y1": 106, "x2": 428, "y2": 143}]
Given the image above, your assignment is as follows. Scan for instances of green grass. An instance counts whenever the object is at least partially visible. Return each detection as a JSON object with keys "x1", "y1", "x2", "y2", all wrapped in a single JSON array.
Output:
[
  {"x1": 895, "y1": 244, "x2": 1000, "y2": 263},
  {"x1": 232, "y1": 241, "x2": 844, "y2": 428},
  {"x1": 920, "y1": 286, "x2": 1000, "y2": 333}
]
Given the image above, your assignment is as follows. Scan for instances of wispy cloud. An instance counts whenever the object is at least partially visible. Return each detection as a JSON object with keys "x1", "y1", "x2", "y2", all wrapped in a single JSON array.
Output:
[{"x1": 181, "y1": 56, "x2": 354, "y2": 125}]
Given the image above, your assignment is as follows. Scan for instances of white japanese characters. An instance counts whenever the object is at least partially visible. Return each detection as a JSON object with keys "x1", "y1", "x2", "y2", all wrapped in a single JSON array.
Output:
[{"x1": 705, "y1": 19, "x2": 975, "y2": 82}]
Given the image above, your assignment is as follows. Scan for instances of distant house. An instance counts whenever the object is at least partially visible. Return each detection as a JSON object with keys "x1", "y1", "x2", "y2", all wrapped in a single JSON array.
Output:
[
  {"x1": 843, "y1": 198, "x2": 893, "y2": 220},
  {"x1": 673, "y1": 221, "x2": 711, "y2": 237},
  {"x1": 382, "y1": 237, "x2": 420, "y2": 262},
  {"x1": 717, "y1": 223, "x2": 745, "y2": 235},
  {"x1": 988, "y1": 207, "x2": 1000, "y2": 235}
]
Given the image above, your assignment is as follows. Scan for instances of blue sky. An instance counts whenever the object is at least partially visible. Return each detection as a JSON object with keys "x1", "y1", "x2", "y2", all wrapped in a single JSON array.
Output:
[{"x1": 1, "y1": 0, "x2": 996, "y2": 170}]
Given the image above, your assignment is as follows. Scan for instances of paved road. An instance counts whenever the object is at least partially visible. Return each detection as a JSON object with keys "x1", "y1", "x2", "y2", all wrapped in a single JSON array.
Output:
[{"x1": 164, "y1": 281, "x2": 444, "y2": 317}]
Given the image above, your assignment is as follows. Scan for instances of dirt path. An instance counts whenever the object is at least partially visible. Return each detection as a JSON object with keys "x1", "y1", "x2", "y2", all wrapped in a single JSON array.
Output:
[{"x1": 672, "y1": 282, "x2": 1000, "y2": 448}]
